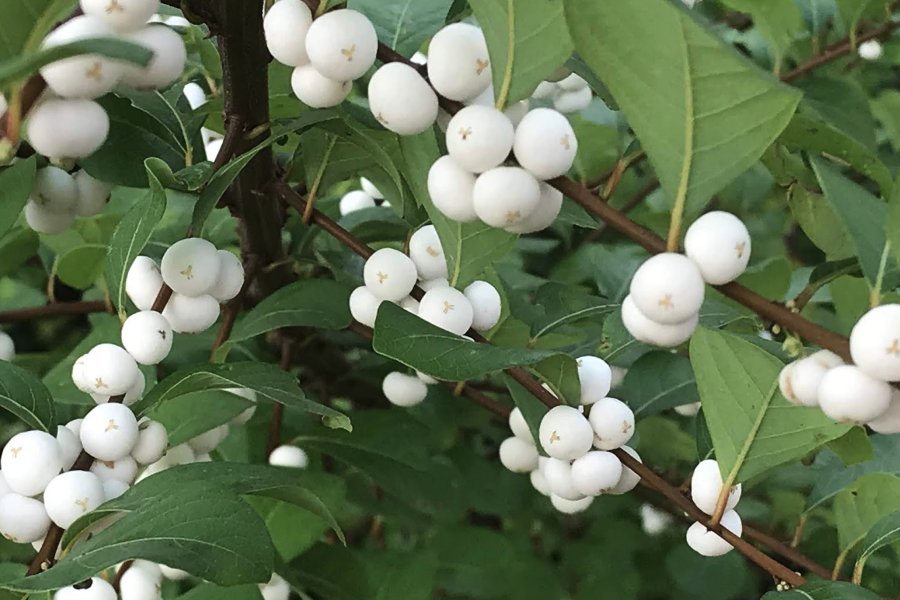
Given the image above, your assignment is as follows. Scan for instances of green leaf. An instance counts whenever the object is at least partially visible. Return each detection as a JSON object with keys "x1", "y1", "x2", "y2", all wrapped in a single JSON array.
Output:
[
  {"x1": 373, "y1": 550, "x2": 437, "y2": 600},
  {"x1": 810, "y1": 157, "x2": 890, "y2": 285},
  {"x1": 231, "y1": 279, "x2": 353, "y2": 342},
  {"x1": 0, "y1": 361, "x2": 56, "y2": 432},
  {"x1": 532, "y1": 354, "x2": 580, "y2": 406},
  {"x1": 347, "y1": 0, "x2": 452, "y2": 57},
  {"x1": 808, "y1": 435, "x2": 900, "y2": 510},
  {"x1": 827, "y1": 427, "x2": 874, "y2": 467},
  {"x1": 55, "y1": 244, "x2": 107, "y2": 290},
  {"x1": 787, "y1": 184, "x2": 856, "y2": 261},
  {"x1": 761, "y1": 581, "x2": 883, "y2": 600},
  {"x1": 504, "y1": 375, "x2": 547, "y2": 446},
  {"x1": 130, "y1": 361, "x2": 350, "y2": 431},
  {"x1": 834, "y1": 473, "x2": 900, "y2": 555},
  {"x1": 835, "y1": 0, "x2": 883, "y2": 39},
  {"x1": 871, "y1": 91, "x2": 900, "y2": 152},
  {"x1": 620, "y1": 352, "x2": 699, "y2": 417},
  {"x1": 179, "y1": 584, "x2": 263, "y2": 600},
  {"x1": 0, "y1": 158, "x2": 36, "y2": 243},
  {"x1": 690, "y1": 327, "x2": 849, "y2": 483},
  {"x1": 148, "y1": 390, "x2": 255, "y2": 447},
  {"x1": 105, "y1": 160, "x2": 167, "y2": 318},
  {"x1": 719, "y1": 0, "x2": 804, "y2": 72},
  {"x1": 468, "y1": 0, "x2": 573, "y2": 106},
  {"x1": 3, "y1": 482, "x2": 273, "y2": 593},
  {"x1": 528, "y1": 283, "x2": 614, "y2": 341},
  {"x1": 564, "y1": 0, "x2": 801, "y2": 216},
  {"x1": 857, "y1": 509, "x2": 900, "y2": 577},
  {"x1": 0, "y1": 0, "x2": 76, "y2": 61}
]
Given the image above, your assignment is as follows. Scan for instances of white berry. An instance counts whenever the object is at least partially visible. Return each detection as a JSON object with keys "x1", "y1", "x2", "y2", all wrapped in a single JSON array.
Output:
[
  {"x1": 571, "y1": 450, "x2": 623, "y2": 496},
  {"x1": 539, "y1": 405, "x2": 593, "y2": 461},
  {"x1": 674, "y1": 402, "x2": 701, "y2": 417},
  {"x1": 1, "y1": 430, "x2": 63, "y2": 496},
  {"x1": 382, "y1": 372, "x2": 428, "y2": 407},
  {"x1": 349, "y1": 285, "x2": 385, "y2": 328},
  {"x1": 0, "y1": 332, "x2": 14, "y2": 361},
  {"x1": 131, "y1": 419, "x2": 168, "y2": 465},
  {"x1": 126, "y1": 256, "x2": 164, "y2": 311},
  {"x1": 859, "y1": 39, "x2": 883, "y2": 60},
  {"x1": 531, "y1": 81, "x2": 558, "y2": 99},
  {"x1": 339, "y1": 190, "x2": 376, "y2": 216},
  {"x1": 74, "y1": 170, "x2": 112, "y2": 217},
  {"x1": 162, "y1": 293, "x2": 220, "y2": 333},
  {"x1": 40, "y1": 16, "x2": 124, "y2": 98},
  {"x1": 226, "y1": 388, "x2": 258, "y2": 425},
  {"x1": 91, "y1": 455, "x2": 138, "y2": 484},
  {"x1": 427, "y1": 155, "x2": 478, "y2": 222},
  {"x1": 630, "y1": 253, "x2": 705, "y2": 325},
  {"x1": 208, "y1": 250, "x2": 244, "y2": 302},
  {"x1": 868, "y1": 389, "x2": 900, "y2": 434},
  {"x1": 542, "y1": 457, "x2": 586, "y2": 501},
  {"x1": 621, "y1": 294, "x2": 697, "y2": 347},
  {"x1": 553, "y1": 87, "x2": 592, "y2": 114},
  {"x1": 446, "y1": 106, "x2": 515, "y2": 174},
  {"x1": 54, "y1": 578, "x2": 117, "y2": 600},
  {"x1": 850, "y1": 304, "x2": 900, "y2": 382},
  {"x1": 609, "y1": 445, "x2": 641, "y2": 494},
  {"x1": 684, "y1": 211, "x2": 751, "y2": 285},
  {"x1": 464, "y1": 280, "x2": 501, "y2": 331},
  {"x1": 305, "y1": 9, "x2": 377, "y2": 81},
  {"x1": 269, "y1": 445, "x2": 309, "y2": 468},
  {"x1": 188, "y1": 424, "x2": 228, "y2": 455},
  {"x1": 27, "y1": 99, "x2": 110, "y2": 159},
  {"x1": 418, "y1": 286, "x2": 474, "y2": 335},
  {"x1": 121, "y1": 25, "x2": 187, "y2": 89},
  {"x1": 557, "y1": 74, "x2": 588, "y2": 91},
  {"x1": 264, "y1": 0, "x2": 312, "y2": 67},
  {"x1": 427, "y1": 24, "x2": 491, "y2": 102},
  {"x1": 817, "y1": 365, "x2": 892, "y2": 424},
  {"x1": 530, "y1": 466, "x2": 551, "y2": 496},
  {"x1": 513, "y1": 108, "x2": 577, "y2": 180},
  {"x1": 0, "y1": 493, "x2": 51, "y2": 543},
  {"x1": 291, "y1": 64, "x2": 351, "y2": 108},
  {"x1": 118, "y1": 560, "x2": 162, "y2": 600},
  {"x1": 161, "y1": 238, "x2": 221, "y2": 297},
  {"x1": 81, "y1": 403, "x2": 139, "y2": 461},
  {"x1": 259, "y1": 573, "x2": 291, "y2": 600},
  {"x1": 43, "y1": 471, "x2": 105, "y2": 528},
  {"x1": 508, "y1": 407, "x2": 533, "y2": 444},
  {"x1": 360, "y1": 177, "x2": 383, "y2": 199},
  {"x1": 577, "y1": 356, "x2": 612, "y2": 405},
  {"x1": 80, "y1": 0, "x2": 159, "y2": 33},
  {"x1": 84, "y1": 343, "x2": 140, "y2": 396},
  {"x1": 409, "y1": 225, "x2": 448, "y2": 281},
  {"x1": 368, "y1": 63, "x2": 438, "y2": 135},
  {"x1": 498, "y1": 437, "x2": 539, "y2": 473},
  {"x1": 32, "y1": 166, "x2": 78, "y2": 214},
  {"x1": 158, "y1": 564, "x2": 190, "y2": 580},
  {"x1": 121, "y1": 310, "x2": 173, "y2": 365},
  {"x1": 781, "y1": 356, "x2": 829, "y2": 407},
  {"x1": 25, "y1": 201, "x2": 75, "y2": 234},
  {"x1": 588, "y1": 397, "x2": 634, "y2": 450},
  {"x1": 550, "y1": 494, "x2": 593, "y2": 514},
  {"x1": 690, "y1": 459, "x2": 741, "y2": 515},
  {"x1": 364, "y1": 248, "x2": 418, "y2": 301},
  {"x1": 473, "y1": 167, "x2": 541, "y2": 229},
  {"x1": 503, "y1": 182, "x2": 564, "y2": 234},
  {"x1": 686, "y1": 510, "x2": 742, "y2": 557},
  {"x1": 57, "y1": 425, "x2": 82, "y2": 471}
]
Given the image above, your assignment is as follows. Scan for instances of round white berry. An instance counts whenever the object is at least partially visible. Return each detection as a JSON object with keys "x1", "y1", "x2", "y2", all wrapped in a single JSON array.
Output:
[
  {"x1": 259, "y1": 573, "x2": 291, "y2": 600},
  {"x1": 850, "y1": 304, "x2": 900, "y2": 382},
  {"x1": 360, "y1": 177, "x2": 383, "y2": 199},
  {"x1": 640, "y1": 504, "x2": 672, "y2": 535},
  {"x1": 121, "y1": 310, "x2": 173, "y2": 365},
  {"x1": 859, "y1": 39, "x2": 883, "y2": 60},
  {"x1": 205, "y1": 137, "x2": 224, "y2": 162},
  {"x1": 369, "y1": 63, "x2": 438, "y2": 135},
  {"x1": 446, "y1": 106, "x2": 515, "y2": 174},
  {"x1": 571, "y1": 450, "x2": 623, "y2": 496},
  {"x1": 503, "y1": 182, "x2": 563, "y2": 234},
  {"x1": 24, "y1": 201, "x2": 75, "y2": 235},
  {"x1": 264, "y1": 0, "x2": 312, "y2": 67},
  {"x1": 27, "y1": 99, "x2": 110, "y2": 159},
  {"x1": 80, "y1": 0, "x2": 159, "y2": 33},
  {"x1": 131, "y1": 419, "x2": 168, "y2": 465},
  {"x1": 683, "y1": 211, "x2": 751, "y2": 285},
  {"x1": 531, "y1": 81, "x2": 558, "y2": 99},
  {"x1": 54, "y1": 578, "x2": 117, "y2": 600},
  {"x1": 1, "y1": 430, "x2": 63, "y2": 496},
  {"x1": 473, "y1": 167, "x2": 541, "y2": 229},
  {"x1": 498, "y1": 437, "x2": 539, "y2": 473},
  {"x1": 382, "y1": 372, "x2": 428, "y2": 407},
  {"x1": 57, "y1": 425, "x2": 82, "y2": 471},
  {"x1": 674, "y1": 402, "x2": 701, "y2": 417},
  {"x1": 783, "y1": 356, "x2": 830, "y2": 407},
  {"x1": 305, "y1": 9, "x2": 377, "y2": 81},
  {"x1": 349, "y1": 286, "x2": 384, "y2": 328},
  {"x1": 188, "y1": 424, "x2": 228, "y2": 455},
  {"x1": 427, "y1": 23, "x2": 491, "y2": 102},
  {"x1": 530, "y1": 468, "x2": 551, "y2": 496},
  {"x1": 121, "y1": 25, "x2": 187, "y2": 89},
  {"x1": 83, "y1": 343, "x2": 140, "y2": 396},
  {"x1": 66, "y1": 419, "x2": 84, "y2": 438},
  {"x1": 588, "y1": 397, "x2": 634, "y2": 450},
  {"x1": 512, "y1": 108, "x2": 577, "y2": 180},
  {"x1": 40, "y1": 16, "x2": 124, "y2": 99},
  {"x1": 161, "y1": 238, "x2": 221, "y2": 297},
  {"x1": 415, "y1": 370, "x2": 436, "y2": 385},
  {"x1": 208, "y1": 250, "x2": 244, "y2": 302},
  {"x1": 418, "y1": 286, "x2": 474, "y2": 335},
  {"x1": 622, "y1": 294, "x2": 697, "y2": 347},
  {"x1": 463, "y1": 281, "x2": 501, "y2": 332},
  {"x1": 539, "y1": 405, "x2": 593, "y2": 461},
  {"x1": 542, "y1": 457, "x2": 586, "y2": 500},
  {"x1": 118, "y1": 559, "x2": 162, "y2": 600},
  {"x1": 43, "y1": 471, "x2": 105, "y2": 529},
  {"x1": 420, "y1": 278, "x2": 449, "y2": 291},
  {"x1": 576, "y1": 356, "x2": 612, "y2": 405},
  {"x1": 339, "y1": 190, "x2": 376, "y2": 216},
  {"x1": 126, "y1": 256, "x2": 164, "y2": 311},
  {"x1": 630, "y1": 253, "x2": 705, "y2": 325},
  {"x1": 291, "y1": 64, "x2": 352, "y2": 108},
  {"x1": 553, "y1": 87, "x2": 592, "y2": 114},
  {"x1": 162, "y1": 293, "x2": 220, "y2": 333},
  {"x1": 686, "y1": 510, "x2": 742, "y2": 557},
  {"x1": 158, "y1": 564, "x2": 190, "y2": 580},
  {"x1": 363, "y1": 248, "x2": 418, "y2": 302},
  {"x1": 81, "y1": 403, "x2": 139, "y2": 461},
  {"x1": 690, "y1": 459, "x2": 741, "y2": 515},
  {"x1": 508, "y1": 407, "x2": 533, "y2": 444},
  {"x1": 0, "y1": 332, "x2": 14, "y2": 361},
  {"x1": 817, "y1": 365, "x2": 892, "y2": 424},
  {"x1": 74, "y1": 170, "x2": 112, "y2": 217},
  {"x1": 609, "y1": 445, "x2": 641, "y2": 494},
  {"x1": 268, "y1": 445, "x2": 309, "y2": 468},
  {"x1": 32, "y1": 166, "x2": 79, "y2": 214},
  {"x1": 0, "y1": 493, "x2": 51, "y2": 543},
  {"x1": 867, "y1": 389, "x2": 900, "y2": 434},
  {"x1": 91, "y1": 456, "x2": 138, "y2": 484},
  {"x1": 557, "y1": 73, "x2": 587, "y2": 92},
  {"x1": 550, "y1": 494, "x2": 593, "y2": 514},
  {"x1": 427, "y1": 155, "x2": 478, "y2": 222},
  {"x1": 409, "y1": 225, "x2": 448, "y2": 281}
]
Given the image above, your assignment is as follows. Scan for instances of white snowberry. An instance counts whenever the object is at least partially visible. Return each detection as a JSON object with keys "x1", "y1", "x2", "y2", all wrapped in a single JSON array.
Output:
[
  {"x1": 674, "y1": 402, "x2": 701, "y2": 417},
  {"x1": 40, "y1": 16, "x2": 124, "y2": 99},
  {"x1": 779, "y1": 356, "x2": 829, "y2": 407},
  {"x1": 188, "y1": 424, "x2": 229, "y2": 454},
  {"x1": 850, "y1": 304, "x2": 900, "y2": 382},
  {"x1": 690, "y1": 459, "x2": 741, "y2": 515},
  {"x1": 539, "y1": 405, "x2": 594, "y2": 461},
  {"x1": 508, "y1": 407, "x2": 534, "y2": 444},
  {"x1": 360, "y1": 177, "x2": 383, "y2": 199},
  {"x1": 464, "y1": 280, "x2": 501, "y2": 331},
  {"x1": 291, "y1": 64, "x2": 351, "y2": 108},
  {"x1": 817, "y1": 365, "x2": 892, "y2": 424},
  {"x1": 503, "y1": 182, "x2": 564, "y2": 234},
  {"x1": 269, "y1": 445, "x2": 309, "y2": 468},
  {"x1": 684, "y1": 211, "x2": 751, "y2": 285},
  {"x1": 622, "y1": 294, "x2": 697, "y2": 347},
  {"x1": 57, "y1": 425, "x2": 82, "y2": 471},
  {"x1": 339, "y1": 190, "x2": 376, "y2": 216},
  {"x1": 349, "y1": 286, "x2": 385, "y2": 328},
  {"x1": 473, "y1": 167, "x2": 541, "y2": 229},
  {"x1": 208, "y1": 250, "x2": 244, "y2": 302},
  {"x1": 577, "y1": 356, "x2": 612, "y2": 405},
  {"x1": 27, "y1": 99, "x2": 110, "y2": 159},
  {"x1": 542, "y1": 457, "x2": 586, "y2": 501},
  {"x1": 550, "y1": 494, "x2": 593, "y2": 514},
  {"x1": 83, "y1": 343, "x2": 140, "y2": 395},
  {"x1": 66, "y1": 419, "x2": 84, "y2": 438},
  {"x1": 859, "y1": 39, "x2": 883, "y2": 60},
  {"x1": 226, "y1": 388, "x2": 258, "y2": 425},
  {"x1": 80, "y1": 0, "x2": 159, "y2": 33},
  {"x1": 530, "y1": 465, "x2": 551, "y2": 496},
  {"x1": 609, "y1": 445, "x2": 641, "y2": 494},
  {"x1": 74, "y1": 170, "x2": 112, "y2": 217},
  {"x1": 382, "y1": 372, "x2": 428, "y2": 407},
  {"x1": 427, "y1": 23, "x2": 491, "y2": 102},
  {"x1": 305, "y1": 9, "x2": 377, "y2": 81},
  {"x1": 161, "y1": 238, "x2": 222, "y2": 297},
  {"x1": 205, "y1": 138, "x2": 224, "y2": 162},
  {"x1": 446, "y1": 106, "x2": 515, "y2": 174},
  {"x1": 121, "y1": 25, "x2": 187, "y2": 89},
  {"x1": 686, "y1": 510, "x2": 743, "y2": 557},
  {"x1": 183, "y1": 82, "x2": 206, "y2": 110},
  {"x1": 427, "y1": 155, "x2": 478, "y2": 222},
  {"x1": 368, "y1": 63, "x2": 439, "y2": 135},
  {"x1": 162, "y1": 293, "x2": 221, "y2": 333},
  {"x1": 43, "y1": 471, "x2": 105, "y2": 528},
  {"x1": 0, "y1": 332, "x2": 14, "y2": 361},
  {"x1": 264, "y1": 0, "x2": 313, "y2": 67},
  {"x1": 553, "y1": 87, "x2": 592, "y2": 114},
  {"x1": 498, "y1": 437, "x2": 539, "y2": 473},
  {"x1": 25, "y1": 202, "x2": 75, "y2": 235},
  {"x1": 118, "y1": 560, "x2": 162, "y2": 600},
  {"x1": 121, "y1": 310, "x2": 173, "y2": 365},
  {"x1": 364, "y1": 248, "x2": 418, "y2": 302},
  {"x1": 868, "y1": 389, "x2": 900, "y2": 434},
  {"x1": 260, "y1": 573, "x2": 291, "y2": 600},
  {"x1": 588, "y1": 397, "x2": 635, "y2": 450},
  {"x1": 641, "y1": 504, "x2": 673, "y2": 535},
  {"x1": 571, "y1": 450, "x2": 623, "y2": 496},
  {"x1": 126, "y1": 256, "x2": 164, "y2": 311},
  {"x1": 91, "y1": 370, "x2": 145, "y2": 406},
  {"x1": 409, "y1": 225, "x2": 448, "y2": 281},
  {"x1": 1, "y1": 430, "x2": 63, "y2": 496},
  {"x1": 80, "y1": 403, "x2": 139, "y2": 461},
  {"x1": 54, "y1": 578, "x2": 117, "y2": 600},
  {"x1": 418, "y1": 286, "x2": 474, "y2": 335},
  {"x1": 531, "y1": 81, "x2": 558, "y2": 98},
  {"x1": 0, "y1": 493, "x2": 51, "y2": 543},
  {"x1": 421, "y1": 278, "x2": 449, "y2": 291},
  {"x1": 513, "y1": 108, "x2": 577, "y2": 180},
  {"x1": 131, "y1": 419, "x2": 168, "y2": 465},
  {"x1": 91, "y1": 456, "x2": 138, "y2": 484},
  {"x1": 630, "y1": 253, "x2": 705, "y2": 325},
  {"x1": 31, "y1": 166, "x2": 79, "y2": 214},
  {"x1": 557, "y1": 74, "x2": 588, "y2": 91},
  {"x1": 159, "y1": 564, "x2": 190, "y2": 580},
  {"x1": 416, "y1": 370, "x2": 436, "y2": 384}
]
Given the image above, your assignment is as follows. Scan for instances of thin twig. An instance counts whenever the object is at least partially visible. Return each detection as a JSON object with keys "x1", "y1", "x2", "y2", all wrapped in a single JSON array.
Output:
[
  {"x1": 211, "y1": 114, "x2": 246, "y2": 173},
  {"x1": 111, "y1": 560, "x2": 133, "y2": 591},
  {"x1": 0, "y1": 301, "x2": 110, "y2": 323}
]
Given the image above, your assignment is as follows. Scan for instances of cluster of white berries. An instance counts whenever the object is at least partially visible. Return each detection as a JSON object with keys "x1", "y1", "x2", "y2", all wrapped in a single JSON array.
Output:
[
  {"x1": 125, "y1": 238, "x2": 244, "y2": 334},
  {"x1": 498, "y1": 356, "x2": 643, "y2": 514},
  {"x1": 779, "y1": 305, "x2": 900, "y2": 430},
  {"x1": 685, "y1": 459, "x2": 743, "y2": 557},
  {"x1": 623, "y1": 211, "x2": 751, "y2": 347},
  {"x1": 26, "y1": 1, "x2": 187, "y2": 162},
  {"x1": 338, "y1": 177, "x2": 390, "y2": 216},
  {"x1": 530, "y1": 72, "x2": 593, "y2": 114},
  {"x1": 24, "y1": 166, "x2": 112, "y2": 235},
  {"x1": 264, "y1": 1, "x2": 377, "y2": 109}
]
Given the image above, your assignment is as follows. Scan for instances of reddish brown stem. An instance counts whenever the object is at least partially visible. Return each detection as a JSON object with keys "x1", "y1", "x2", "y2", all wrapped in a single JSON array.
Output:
[
  {"x1": 0, "y1": 301, "x2": 110, "y2": 323},
  {"x1": 111, "y1": 560, "x2": 134, "y2": 591}
]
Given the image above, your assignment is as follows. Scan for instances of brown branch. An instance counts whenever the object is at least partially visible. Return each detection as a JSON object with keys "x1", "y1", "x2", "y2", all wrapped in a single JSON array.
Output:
[
  {"x1": 0, "y1": 301, "x2": 110, "y2": 323},
  {"x1": 149, "y1": 283, "x2": 173, "y2": 314},
  {"x1": 211, "y1": 114, "x2": 246, "y2": 173},
  {"x1": 583, "y1": 180, "x2": 659, "y2": 244},
  {"x1": 742, "y1": 524, "x2": 832, "y2": 580},
  {"x1": 111, "y1": 560, "x2": 133, "y2": 591}
]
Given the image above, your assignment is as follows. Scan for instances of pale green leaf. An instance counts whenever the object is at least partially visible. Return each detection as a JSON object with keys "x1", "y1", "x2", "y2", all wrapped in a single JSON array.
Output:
[
  {"x1": 834, "y1": 473, "x2": 900, "y2": 554},
  {"x1": 0, "y1": 361, "x2": 56, "y2": 432},
  {"x1": 761, "y1": 580, "x2": 883, "y2": 600},
  {"x1": 348, "y1": 0, "x2": 452, "y2": 57},
  {"x1": 0, "y1": 158, "x2": 36, "y2": 243}
]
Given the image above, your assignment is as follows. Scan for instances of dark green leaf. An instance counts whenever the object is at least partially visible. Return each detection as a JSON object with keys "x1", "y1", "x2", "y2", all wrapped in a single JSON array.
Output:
[
  {"x1": 808, "y1": 435, "x2": 900, "y2": 510},
  {"x1": 55, "y1": 244, "x2": 107, "y2": 290},
  {"x1": 532, "y1": 353, "x2": 580, "y2": 407},
  {"x1": 857, "y1": 509, "x2": 900, "y2": 577},
  {"x1": 0, "y1": 361, "x2": 56, "y2": 432},
  {"x1": 719, "y1": 0, "x2": 804, "y2": 72},
  {"x1": 0, "y1": 0, "x2": 76, "y2": 61},
  {"x1": 148, "y1": 390, "x2": 255, "y2": 447},
  {"x1": 761, "y1": 581, "x2": 883, "y2": 600},
  {"x1": 826, "y1": 427, "x2": 874, "y2": 467},
  {"x1": 529, "y1": 283, "x2": 614, "y2": 340},
  {"x1": 505, "y1": 375, "x2": 547, "y2": 446},
  {"x1": 0, "y1": 158, "x2": 36, "y2": 242},
  {"x1": 348, "y1": 0, "x2": 452, "y2": 57},
  {"x1": 787, "y1": 185, "x2": 856, "y2": 261},
  {"x1": 621, "y1": 352, "x2": 698, "y2": 417}
]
